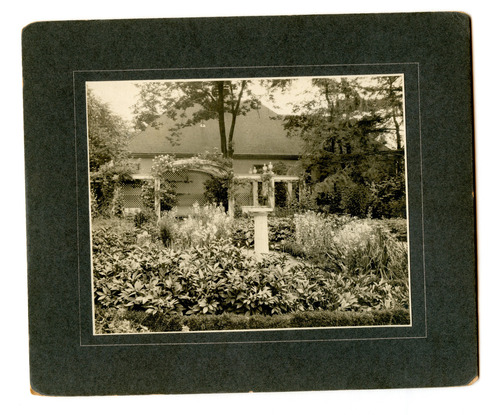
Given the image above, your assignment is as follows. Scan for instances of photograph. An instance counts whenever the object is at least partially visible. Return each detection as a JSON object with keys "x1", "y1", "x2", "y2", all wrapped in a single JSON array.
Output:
[
  {"x1": 87, "y1": 75, "x2": 411, "y2": 334},
  {"x1": 15, "y1": 5, "x2": 483, "y2": 405}
]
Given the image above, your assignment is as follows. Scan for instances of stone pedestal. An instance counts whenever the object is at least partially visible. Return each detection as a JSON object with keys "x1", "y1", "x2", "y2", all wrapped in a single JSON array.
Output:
[{"x1": 247, "y1": 207, "x2": 273, "y2": 254}]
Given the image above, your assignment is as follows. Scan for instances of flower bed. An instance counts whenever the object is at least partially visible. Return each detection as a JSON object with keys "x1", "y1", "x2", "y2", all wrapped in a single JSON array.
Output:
[{"x1": 92, "y1": 207, "x2": 409, "y2": 333}]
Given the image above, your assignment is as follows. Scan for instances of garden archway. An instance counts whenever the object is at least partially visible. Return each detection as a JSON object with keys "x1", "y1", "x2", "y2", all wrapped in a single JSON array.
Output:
[{"x1": 151, "y1": 157, "x2": 233, "y2": 219}]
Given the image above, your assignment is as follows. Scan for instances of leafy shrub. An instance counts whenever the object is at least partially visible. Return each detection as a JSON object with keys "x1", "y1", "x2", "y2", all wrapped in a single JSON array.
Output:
[
  {"x1": 156, "y1": 203, "x2": 234, "y2": 249},
  {"x1": 92, "y1": 211, "x2": 410, "y2": 334},
  {"x1": 232, "y1": 217, "x2": 254, "y2": 248},
  {"x1": 369, "y1": 175, "x2": 406, "y2": 218},
  {"x1": 294, "y1": 211, "x2": 354, "y2": 256},
  {"x1": 203, "y1": 176, "x2": 230, "y2": 211},
  {"x1": 339, "y1": 182, "x2": 372, "y2": 217},
  {"x1": 93, "y1": 230, "x2": 409, "y2": 320},
  {"x1": 91, "y1": 217, "x2": 138, "y2": 251},
  {"x1": 175, "y1": 203, "x2": 234, "y2": 248},
  {"x1": 324, "y1": 220, "x2": 408, "y2": 281},
  {"x1": 90, "y1": 159, "x2": 138, "y2": 217},
  {"x1": 133, "y1": 209, "x2": 156, "y2": 228},
  {"x1": 95, "y1": 307, "x2": 151, "y2": 334},
  {"x1": 158, "y1": 209, "x2": 178, "y2": 247},
  {"x1": 232, "y1": 216, "x2": 295, "y2": 250},
  {"x1": 382, "y1": 218, "x2": 407, "y2": 241}
]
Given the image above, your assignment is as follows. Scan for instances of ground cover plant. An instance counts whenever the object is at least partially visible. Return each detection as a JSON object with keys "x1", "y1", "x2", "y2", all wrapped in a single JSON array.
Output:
[{"x1": 92, "y1": 204, "x2": 409, "y2": 334}]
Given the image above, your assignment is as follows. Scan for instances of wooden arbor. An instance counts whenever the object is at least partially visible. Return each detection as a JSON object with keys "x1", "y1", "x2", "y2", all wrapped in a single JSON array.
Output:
[
  {"x1": 151, "y1": 158, "x2": 231, "y2": 220},
  {"x1": 147, "y1": 157, "x2": 300, "y2": 223}
]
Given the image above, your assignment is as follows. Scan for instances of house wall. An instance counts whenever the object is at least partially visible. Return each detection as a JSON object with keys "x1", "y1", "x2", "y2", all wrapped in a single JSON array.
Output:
[
  {"x1": 135, "y1": 157, "x2": 154, "y2": 175},
  {"x1": 133, "y1": 156, "x2": 300, "y2": 176},
  {"x1": 123, "y1": 156, "x2": 301, "y2": 214},
  {"x1": 175, "y1": 170, "x2": 212, "y2": 215}
]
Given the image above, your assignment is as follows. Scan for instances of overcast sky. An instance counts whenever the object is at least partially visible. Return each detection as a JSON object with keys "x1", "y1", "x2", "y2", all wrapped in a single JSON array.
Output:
[
  {"x1": 87, "y1": 75, "x2": 397, "y2": 124},
  {"x1": 87, "y1": 77, "x2": 315, "y2": 123}
]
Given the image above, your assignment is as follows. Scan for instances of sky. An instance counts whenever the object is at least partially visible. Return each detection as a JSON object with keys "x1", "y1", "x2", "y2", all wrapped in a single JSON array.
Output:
[
  {"x1": 87, "y1": 75, "x2": 405, "y2": 149},
  {"x1": 87, "y1": 75, "x2": 398, "y2": 124},
  {"x1": 87, "y1": 77, "x2": 317, "y2": 123}
]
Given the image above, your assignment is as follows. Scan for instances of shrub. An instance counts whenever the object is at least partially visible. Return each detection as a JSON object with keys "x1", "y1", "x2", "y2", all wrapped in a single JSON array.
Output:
[
  {"x1": 232, "y1": 216, "x2": 295, "y2": 250},
  {"x1": 90, "y1": 159, "x2": 137, "y2": 217},
  {"x1": 93, "y1": 232, "x2": 409, "y2": 319},
  {"x1": 232, "y1": 217, "x2": 253, "y2": 248},
  {"x1": 156, "y1": 203, "x2": 234, "y2": 249},
  {"x1": 133, "y1": 209, "x2": 156, "y2": 228},
  {"x1": 325, "y1": 221, "x2": 408, "y2": 281},
  {"x1": 95, "y1": 307, "x2": 151, "y2": 334},
  {"x1": 369, "y1": 175, "x2": 406, "y2": 219},
  {"x1": 203, "y1": 176, "x2": 230, "y2": 211},
  {"x1": 95, "y1": 307, "x2": 410, "y2": 333},
  {"x1": 339, "y1": 182, "x2": 372, "y2": 217},
  {"x1": 294, "y1": 211, "x2": 354, "y2": 257},
  {"x1": 382, "y1": 218, "x2": 407, "y2": 241},
  {"x1": 158, "y1": 209, "x2": 178, "y2": 247}
]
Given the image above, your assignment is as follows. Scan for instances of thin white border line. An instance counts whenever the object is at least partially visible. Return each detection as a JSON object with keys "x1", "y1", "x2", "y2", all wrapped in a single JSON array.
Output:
[
  {"x1": 81, "y1": 335, "x2": 428, "y2": 347},
  {"x1": 417, "y1": 63, "x2": 428, "y2": 338},
  {"x1": 94, "y1": 322, "x2": 412, "y2": 336},
  {"x1": 74, "y1": 63, "x2": 426, "y2": 346},
  {"x1": 401, "y1": 73, "x2": 412, "y2": 327},
  {"x1": 73, "y1": 63, "x2": 421, "y2": 74},
  {"x1": 73, "y1": 72, "x2": 83, "y2": 346}
]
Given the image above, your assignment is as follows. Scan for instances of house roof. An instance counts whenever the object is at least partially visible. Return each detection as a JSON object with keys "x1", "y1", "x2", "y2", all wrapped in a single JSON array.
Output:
[{"x1": 128, "y1": 105, "x2": 303, "y2": 157}]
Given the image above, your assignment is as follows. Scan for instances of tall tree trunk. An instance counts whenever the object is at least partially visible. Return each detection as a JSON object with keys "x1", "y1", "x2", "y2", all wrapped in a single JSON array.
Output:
[
  {"x1": 227, "y1": 80, "x2": 246, "y2": 158},
  {"x1": 392, "y1": 109, "x2": 402, "y2": 174},
  {"x1": 392, "y1": 112, "x2": 401, "y2": 150},
  {"x1": 216, "y1": 81, "x2": 228, "y2": 157}
]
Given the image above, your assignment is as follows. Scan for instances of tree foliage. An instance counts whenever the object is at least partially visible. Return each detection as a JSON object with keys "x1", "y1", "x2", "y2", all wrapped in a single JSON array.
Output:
[
  {"x1": 132, "y1": 80, "x2": 261, "y2": 158},
  {"x1": 282, "y1": 76, "x2": 406, "y2": 218},
  {"x1": 87, "y1": 88, "x2": 131, "y2": 172},
  {"x1": 87, "y1": 89, "x2": 137, "y2": 217}
]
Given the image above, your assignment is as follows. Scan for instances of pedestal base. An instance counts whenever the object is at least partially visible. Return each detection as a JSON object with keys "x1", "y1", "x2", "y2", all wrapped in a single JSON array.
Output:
[{"x1": 246, "y1": 207, "x2": 273, "y2": 254}]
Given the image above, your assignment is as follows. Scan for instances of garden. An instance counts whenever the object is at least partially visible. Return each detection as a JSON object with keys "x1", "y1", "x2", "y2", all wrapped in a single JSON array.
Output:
[
  {"x1": 88, "y1": 75, "x2": 410, "y2": 334},
  {"x1": 93, "y1": 202, "x2": 409, "y2": 334}
]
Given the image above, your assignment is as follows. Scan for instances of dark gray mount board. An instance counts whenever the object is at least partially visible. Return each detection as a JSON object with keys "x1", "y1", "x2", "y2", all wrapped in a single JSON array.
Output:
[{"x1": 22, "y1": 12, "x2": 477, "y2": 395}]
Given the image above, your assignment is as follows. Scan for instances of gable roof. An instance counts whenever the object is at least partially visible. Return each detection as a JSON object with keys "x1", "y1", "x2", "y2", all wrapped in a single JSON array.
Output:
[{"x1": 128, "y1": 105, "x2": 303, "y2": 157}]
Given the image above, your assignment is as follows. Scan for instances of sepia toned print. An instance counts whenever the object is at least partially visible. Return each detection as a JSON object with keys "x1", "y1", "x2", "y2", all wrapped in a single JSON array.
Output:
[{"x1": 87, "y1": 75, "x2": 410, "y2": 334}]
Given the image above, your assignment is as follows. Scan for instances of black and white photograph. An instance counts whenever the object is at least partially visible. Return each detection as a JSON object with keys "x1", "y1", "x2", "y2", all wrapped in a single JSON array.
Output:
[
  {"x1": 88, "y1": 75, "x2": 410, "y2": 334},
  {"x1": 13, "y1": 3, "x2": 486, "y2": 407}
]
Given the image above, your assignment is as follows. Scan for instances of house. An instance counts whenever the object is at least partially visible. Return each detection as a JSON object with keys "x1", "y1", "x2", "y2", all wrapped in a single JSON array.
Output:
[{"x1": 122, "y1": 105, "x2": 303, "y2": 214}]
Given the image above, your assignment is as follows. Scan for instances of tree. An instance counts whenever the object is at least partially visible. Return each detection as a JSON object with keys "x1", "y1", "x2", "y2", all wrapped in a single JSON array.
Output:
[
  {"x1": 285, "y1": 77, "x2": 387, "y2": 179},
  {"x1": 132, "y1": 80, "x2": 261, "y2": 158},
  {"x1": 366, "y1": 76, "x2": 405, "y2": 175},
  {"x1": 87, "y1": 88, "x2": 131, "y2": 171},
  {"x1": 367, "y1": 76, "x2": 404, "y2": 150},
  {"x1": 87, "y1": 89, "x2": 136, "y2": 217},
  {"x1": 282, "y1": 76, "x2": 405, "y2": 217}
]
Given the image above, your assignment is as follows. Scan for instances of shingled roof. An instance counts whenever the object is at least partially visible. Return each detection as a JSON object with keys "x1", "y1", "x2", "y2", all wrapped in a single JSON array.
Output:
[{"x1": 128, "y1": 105, "x2": 303, "y2": 157}]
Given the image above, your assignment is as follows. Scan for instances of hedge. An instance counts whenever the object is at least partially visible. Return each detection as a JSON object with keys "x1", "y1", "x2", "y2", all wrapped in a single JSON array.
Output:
[{"x1": 95, "y1": 307, "x2": 410, "y2": 334}]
